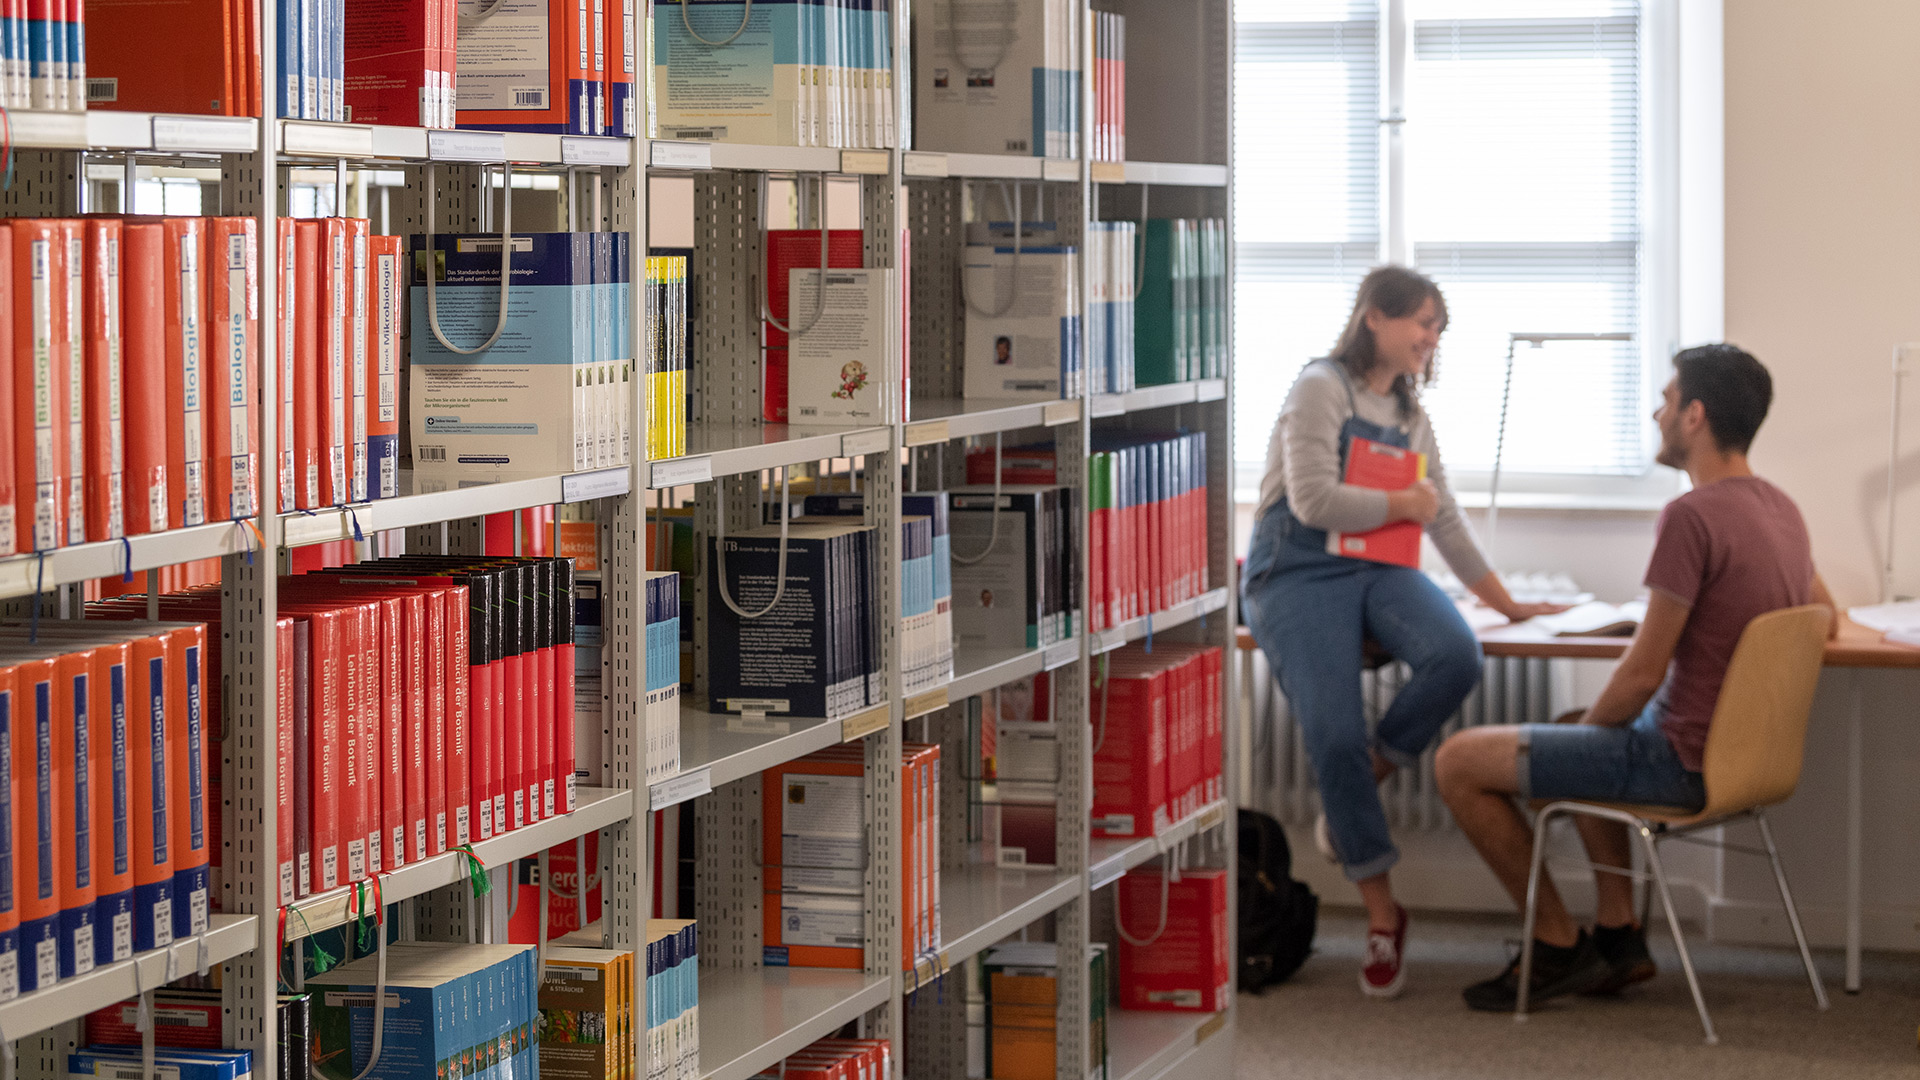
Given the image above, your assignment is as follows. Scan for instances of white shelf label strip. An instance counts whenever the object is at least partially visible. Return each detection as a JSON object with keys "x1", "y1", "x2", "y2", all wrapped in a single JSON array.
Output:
[
  {"x1": 561, "y1": 468, "x2": 631, "y2": 503},
  {"x1": 1043, "y1": 640, "x2": 1079, "y2": 671},
  {"x1": 283, "y1": 122, "x2": 375, "y2": 157},
  {"x1": 428, "y1": 129, "x2": 506, "y2": 162},
  {"x1": 649, "y1": 768, "x2": 712, "y2": 812},
  {"x1": 841, "y1": 429, "x2": 891, "y2": 457},
  {"x1": 651, "y1": 455, "x2": 712, "y2": 489},
  {"x1": 650, "y1": 141, "x2": 713, "y2": 169},
  {"x1": 152, "y1": 116, "x2": 256, "y2": 152},
  {"x1": 561, "y1": 137, "x2": 633, "y2": 166}
]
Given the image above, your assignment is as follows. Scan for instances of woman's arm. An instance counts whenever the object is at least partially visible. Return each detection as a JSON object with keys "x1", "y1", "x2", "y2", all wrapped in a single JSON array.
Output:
[
  {"x1": 1280, "y1": 366, "x2": 1426, "y2": 531},
  {"x1": 1466, "y1": 571, "x2": 1574, "y2": 623}
]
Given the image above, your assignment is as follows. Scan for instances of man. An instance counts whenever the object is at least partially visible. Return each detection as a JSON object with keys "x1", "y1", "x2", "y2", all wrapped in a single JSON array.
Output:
[{"x1": 1433, "y1": 343, "x2": 1837, "y2": 1011}]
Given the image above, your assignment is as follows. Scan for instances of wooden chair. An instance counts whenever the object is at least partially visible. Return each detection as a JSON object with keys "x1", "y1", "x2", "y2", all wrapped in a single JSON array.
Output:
[{"x1": 1515, "y1": 604, "x2": 1834, "y2": 1044}]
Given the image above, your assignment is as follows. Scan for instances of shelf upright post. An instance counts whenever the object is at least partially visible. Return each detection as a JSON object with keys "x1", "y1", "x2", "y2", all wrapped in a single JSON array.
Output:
[{"x1": 217, "y1": 28, "x2": 282, "y2": 1078}]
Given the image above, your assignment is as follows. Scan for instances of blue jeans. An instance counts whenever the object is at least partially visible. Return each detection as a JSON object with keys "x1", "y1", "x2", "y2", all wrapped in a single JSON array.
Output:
[
  {"x1": 1519, "y1": 702, "x2": 1707, "y2": 811},
  {"x1": 1242, "y1": 505, "x2": 1483, "y2": 881}
]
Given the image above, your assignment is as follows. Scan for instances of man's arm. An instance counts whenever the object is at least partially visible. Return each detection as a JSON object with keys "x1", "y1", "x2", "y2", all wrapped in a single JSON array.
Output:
[
  {"x1": 1580, "y1": 589, "x2": 1691, "y2": 727},
  {"x1": 1810, "y1": 572, "x2": 1840, "y2": 640}
]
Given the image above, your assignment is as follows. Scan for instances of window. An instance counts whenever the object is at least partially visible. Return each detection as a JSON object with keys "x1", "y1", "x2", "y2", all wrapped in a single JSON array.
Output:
[{"x1": 1233, "y1": 0, "x2": 1672, "y2": 502}]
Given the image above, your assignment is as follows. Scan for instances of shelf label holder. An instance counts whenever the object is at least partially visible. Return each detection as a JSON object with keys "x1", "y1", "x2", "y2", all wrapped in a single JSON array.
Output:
[
  {"x1": 650, "y1": 141, "x2": 713, "y2": 169},
  {"x1": 650, "y1": 455, "x2": 713, "y2": 489},
  {"x1": 428, "y1": 129, "x2": 507, "y2": 162},
  {"x1": 841, "y1": 706, "x2": 889, "y2": 742},
  {"x1": 649, "y1": 767, "x2": 712, "y2": 812},
  {"x1": 561, "y1": 137, "x2": 633, "y2": 167}
]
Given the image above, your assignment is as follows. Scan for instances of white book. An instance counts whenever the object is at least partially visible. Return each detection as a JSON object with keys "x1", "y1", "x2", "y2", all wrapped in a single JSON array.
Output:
[
  {"x1": 786, "y1": 267, "x2": 896, "y2": 423},
  {"x1": 961, "y1": 243, "x2": 1079, "y2": 401},
  {"x1": 1532, "y1": 599, "x2": 1648, "y2": 637}
]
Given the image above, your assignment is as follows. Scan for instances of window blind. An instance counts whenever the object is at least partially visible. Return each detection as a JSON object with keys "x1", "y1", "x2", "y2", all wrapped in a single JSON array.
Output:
[{"x1": 1232, "y1": 1, "x2": 1380, "y2": 477}]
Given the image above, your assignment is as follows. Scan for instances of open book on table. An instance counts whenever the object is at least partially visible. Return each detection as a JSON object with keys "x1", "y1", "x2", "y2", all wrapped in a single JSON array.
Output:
[{"x1": 1531, "y1": 599, "x2": 1648, "y2": 637}]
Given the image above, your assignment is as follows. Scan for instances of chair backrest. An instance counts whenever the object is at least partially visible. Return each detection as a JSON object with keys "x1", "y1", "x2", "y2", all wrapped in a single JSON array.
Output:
[{"x1": 1697, "y1": 605, "x2": 1833, "y2": 818}]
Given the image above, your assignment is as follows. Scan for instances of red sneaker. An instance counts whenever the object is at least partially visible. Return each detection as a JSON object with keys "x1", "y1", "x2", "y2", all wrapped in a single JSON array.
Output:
[{"x1": 1360, "y1": 905, "x2": 1408, "y2": 998}]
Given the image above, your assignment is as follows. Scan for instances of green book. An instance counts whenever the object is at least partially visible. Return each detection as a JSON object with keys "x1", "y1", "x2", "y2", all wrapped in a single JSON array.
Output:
[{"x1": 1135, "y1": 220, "x2": 1181, "y2": 386}]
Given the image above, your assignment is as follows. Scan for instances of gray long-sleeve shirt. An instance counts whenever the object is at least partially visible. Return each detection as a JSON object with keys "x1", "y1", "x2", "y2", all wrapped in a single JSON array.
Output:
[{"x1": 1255, "y1": 361, "x2": 1492, "y2": 586}]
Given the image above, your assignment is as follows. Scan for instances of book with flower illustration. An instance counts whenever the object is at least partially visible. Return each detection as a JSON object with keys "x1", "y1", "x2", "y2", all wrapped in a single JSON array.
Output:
[
  {"x1": 1327, "y1": 436, "x2": 1426, "y2": 568},
  {"x1": 786, "y1": 268, "x2": 897, "y2": 424}
]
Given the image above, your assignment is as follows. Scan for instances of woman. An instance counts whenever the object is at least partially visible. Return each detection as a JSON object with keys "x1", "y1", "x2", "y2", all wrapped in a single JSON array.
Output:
[{"x1": 1240, "y1": 266, "x2": 1562, "y2": 999}]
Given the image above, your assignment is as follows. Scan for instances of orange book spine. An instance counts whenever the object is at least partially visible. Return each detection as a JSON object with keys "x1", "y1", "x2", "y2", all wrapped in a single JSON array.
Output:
[
  {"x1": 85, "y1": 0, "x2": 233, "y2": 114},
  {"x1": 402, "y1": 594, "x2": 428, "y2": 862},
  {"x1": 162, "y1": 217, "x2": 209, "y2": 529},
  {"x1": 82, "y1": 221, "x2": 126, "y2": 543},
  {"x1": 205, "y1": 216, "x2": 260, "y2": 522},
  {"x1": 14, "y1": 221, "x2": 66, "y2": 553},
  {"x1": 276, "y1": 218, "x2": 298, "y2": 514},
  {"x1": 125, "y1": 634, "x2": 173, "y2": 952},
  {"x1": 57, "y1": 221, "x2": 85, "y2": 546},
  {"x1": 454, "y1": 0, "x2": 572, "y2": 131},
  {"x1": 0, "y1": 225, "x2": 14, "y2": 558},
  {"x1": 13, "y1": 656, "x2": 59, "y2": 992},
  {"x1": 120, "y1": 223, "x2": 168, "y2": 537},
  {"x1": 317, "y1": 219, "x2": 349, "y2": 507},
  {"x1": 375, "y1": 595, "x2": 404, "y2": 872},
  {"x1": 338, "y1": 602, "x2": 368, "y2": 884},
  {"x1": 294, "y1": 221, "x2": 322, "y2": 510},
  {"x1": 307, "y1": 609, "x2": 342, "y2": 892},
  {"x1": 760, "y1": 753, "x2": 867, "y2": 970},
  {"x1": 162, "y1": 624, "x2": 209, "y2": 940},
  {"x1": 81, "y1": 636, "x2": 126, "y2": 980},
  {"x1": 0, "y1": 663, "x2": 20, "y2": 994},
  {"x1": 276, "y1": 617, "x2": 295, "y2": 905},
  {"x1": 52, "y1": 650, "x2": 95, "y2": 978}
]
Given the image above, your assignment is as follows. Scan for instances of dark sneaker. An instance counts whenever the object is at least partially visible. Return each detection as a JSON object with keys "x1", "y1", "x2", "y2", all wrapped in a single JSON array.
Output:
[
  {"x1": 1360, "y1": 905, "x2": 1409, "y2": 999},
  {"x1": 1586, "y1": 922, "x2": 1656, "y2": 995},
  {"x1": 1463, "y1": 931, "x2": 1610, "y2": 1012}
]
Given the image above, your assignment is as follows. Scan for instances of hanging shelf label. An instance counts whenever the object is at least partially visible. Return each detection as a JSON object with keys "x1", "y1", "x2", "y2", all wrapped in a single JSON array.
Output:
[{"x1": 649, "y1": 767, "x2": 712, "y2": 812}]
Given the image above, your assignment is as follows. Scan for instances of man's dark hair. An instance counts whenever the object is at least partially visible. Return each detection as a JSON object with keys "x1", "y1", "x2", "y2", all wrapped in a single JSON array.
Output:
[{"x1": 1673, "y1": 343, "x2": 1772, "y2": 453}]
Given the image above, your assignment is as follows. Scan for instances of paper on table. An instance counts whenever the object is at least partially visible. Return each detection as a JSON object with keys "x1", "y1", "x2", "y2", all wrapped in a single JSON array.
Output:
[
  {"x1": 1887, "y1": 627, "x2": 1920, "y2": 650},
  {"x1": 1532, "y1": 599, "x2": 1647, "y2": 637},
  {"x1": 1847, "y1": 601, "x2": 1920, "y2": 633}
]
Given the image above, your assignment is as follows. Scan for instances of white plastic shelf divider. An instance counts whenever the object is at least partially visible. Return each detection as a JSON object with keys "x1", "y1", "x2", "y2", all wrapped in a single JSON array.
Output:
[
  {"x1": 650, "y1": 423, "x2": 893, "y2": 490},
  {"x1": 0, "y1": 913, "x2": 258, "y2": 1041},
  {"x1": 697, "y1": 968, "x2": 892, "y2": 1080},
  {"x1": 1113, "y1": 161, "x2": 1230, "y2": 187},
  {"x1": 905, "y1": 865, "x2": 1081, "y2": 987},
  {"x1": 1089, "y1": 378, "x2": 1227, "y2": 419},
  {"x1": 1094, "y1": 588, "x2": 1230, "y2": 657},
  {"x1": 1088, "y1": 800, "x2": 1229, "y2": 892},
  {"x1": 904, "y1": 397, "x2": 1081, "y2": 445},
  {"x1": 1109, "y1": 1008, "x2": 1230, "y2": 1080},
  {"x1": 279, "y1": 466, "x2": 630, "y2": 548},
  {"x1": 0, "y1": 521, "x2": 258, "y2": 600},
  {"x1": 282, "y1": 786, "x2": 634, "y2": 941}
]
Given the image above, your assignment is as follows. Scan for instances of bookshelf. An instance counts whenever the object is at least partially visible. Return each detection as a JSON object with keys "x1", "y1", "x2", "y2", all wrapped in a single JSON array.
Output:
[{"x1": 0, "y1": 0, "x2": 1236, "y2": 1078}]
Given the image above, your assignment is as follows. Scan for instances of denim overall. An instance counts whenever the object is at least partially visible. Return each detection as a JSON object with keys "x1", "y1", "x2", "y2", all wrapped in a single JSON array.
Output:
[{"x1": 1240, "y1": 360, "x2": 1481, "y2": 881}]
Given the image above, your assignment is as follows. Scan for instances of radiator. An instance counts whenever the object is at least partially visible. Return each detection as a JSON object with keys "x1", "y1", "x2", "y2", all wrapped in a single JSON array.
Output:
[{"x1": 1240, "y1": 647, "x2": 1562, "y2": 833}]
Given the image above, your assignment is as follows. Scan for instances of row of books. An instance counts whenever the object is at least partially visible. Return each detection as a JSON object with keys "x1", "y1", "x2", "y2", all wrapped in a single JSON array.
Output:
[
  {"x1": 307, "y1": 942, "x2": 539, "y2": 1080},
  {"x1": 85, "y1": 989, "x2": 311, "y2": 1080},
  {"x1": 409, "y1": 231, "x2": 639, "y2": 477},
  {"x1": 1086, "y1": 221, "x2": 1137, "y2": 395},
  {"x1": 915, "y1": 0, "x2": 1078, "y2": 158},
  {"x1": 643, "y1": 570, "x2": 682, "y2": 782},
  {"x1": 653, "y1": 0, "x2": 896, "y2": 149},
  {"x1": 1090, "y1": 11, "x2": 1126, "y2": 162},
  {"x1": 87, "y1": 0, "x2": 638, "y2": 133},
  {"x1": 1115, "y1": 866, "x2": 1232, "y2": 1013},
  {"x1": 0, "y1": 621, "x2": 214, "y2": 996},
  {"x1": 535, "y1": 939, "x2": 637, "y2": 1080},
  {"x1": 71, "y1": 1047, "x2": 254, "y2": 1080},
  {"x1": 746, "y1": 1036, "x2": 892, "y2": 1080},
  {"x1": 965, "y1": 431, "x2": 1212, "y2": 633},
  {"x1": 645, "y1": 254, "x2": 689, "y2": 460},
  {"x1": 982, "y1": 942, "x2": 1107, "y2": 1080},
  {"x1": 1092, "y1": 643, "x2": 1224, "y2": 840},
  {"x1": 1137, "y1": 218, "x2": 1228, "y2": 386},
  {"x1": 760, "y1": 744, "x2": 940, "y2": 971},
  {"x1": 961, "y1": 225, "x2": 1083, "y2": 402},
  {"x1": 639, "y1": 920, "x2": 699, "y2": 1080},
  {"x1": 949, "y1": 484, "x2": 1081, "y2": 652}
]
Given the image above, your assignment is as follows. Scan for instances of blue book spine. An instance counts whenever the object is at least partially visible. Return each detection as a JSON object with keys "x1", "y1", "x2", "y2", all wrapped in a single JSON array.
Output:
[
  {"x1": 21, "y1": 677, "x2": 56, "y2": 994},
  {"x1": 172, "y1": 641, "x2": 208, "y2": 940},
  {"x1": 96, "y1": 660, "x2": 133, "y2": 967},
  {"x1": 0, "y1": 686, "x2": 16, "y2": 999},
  {"x1": 59, "y1": 668, "x2": 93, "y2": 978}
]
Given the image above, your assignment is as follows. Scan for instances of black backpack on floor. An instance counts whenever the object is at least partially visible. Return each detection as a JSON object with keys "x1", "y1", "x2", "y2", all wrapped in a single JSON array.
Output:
[{"x1": 1237, "y1": 808, "x2": 1318, "y2": 993}]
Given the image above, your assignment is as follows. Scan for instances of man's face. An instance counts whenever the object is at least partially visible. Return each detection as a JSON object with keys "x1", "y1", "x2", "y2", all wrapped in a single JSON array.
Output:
[{"x1": 1653, "y1": 377, "x2": 1688, "y2": 470}]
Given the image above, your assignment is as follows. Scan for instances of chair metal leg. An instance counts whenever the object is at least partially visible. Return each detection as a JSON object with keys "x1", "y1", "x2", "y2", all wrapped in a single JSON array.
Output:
[
  {"x1": 1754, "y1": 810, "x2": 1829, "y2": 1011},
  {"x1": 1514, "y1": 804, "x2": 1557, "y2": 1021},
  {"x1": 1640, "y1": 825, "x2": 1717, "y2": 1044}
]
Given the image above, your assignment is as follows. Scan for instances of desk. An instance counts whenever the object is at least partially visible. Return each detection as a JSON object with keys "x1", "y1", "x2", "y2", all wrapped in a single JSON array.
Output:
[{"x1": 1234, "y1": 616, "x2": 1920, "y2": 992}]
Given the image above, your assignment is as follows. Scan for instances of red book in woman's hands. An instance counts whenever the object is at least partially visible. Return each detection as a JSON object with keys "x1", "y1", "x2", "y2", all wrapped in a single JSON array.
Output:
[{"x1": 1328, "y1": 436, "x2": 1427, "y2": 568}]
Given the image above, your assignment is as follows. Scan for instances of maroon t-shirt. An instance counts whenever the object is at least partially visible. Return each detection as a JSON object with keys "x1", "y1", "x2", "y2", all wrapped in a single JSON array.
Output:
[{"x1": 1644, "y1": 476, "x2": 1814, "y2": 770}]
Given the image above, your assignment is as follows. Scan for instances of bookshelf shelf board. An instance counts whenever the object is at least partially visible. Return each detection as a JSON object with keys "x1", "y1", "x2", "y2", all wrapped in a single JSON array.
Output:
[
  {"x1": 1088, "y1": 799, "x2": 1230, "y2": 892},
  {"x1": 0, "y1": 520, "x2": 257, "y2": 600},
  {"x1": 945, "y1": 639, "x2": 1087, "y2": 703},
  {"x1": 672, "y1": 708, "x2": 852, "y2": 793},
  {"x1": 933, "y1": 152, "x2": 1082, "y2": 181},
  {"x1": 1089, "y1": 379, "x2": 1227, "y2": 419},
  {"x1": 653, "y1": 423, "x2": 895, "y2": 489},
  {"x1": 6, "y1": 110, "x2": 260, "y2": 153},
  {"x1": 661, "y1": 142, "x2": 848, "y2": 173},
  {"x1": 906, "y1": 397, "x2": 1082, "y2": 444},
  {"x1": 0, "y1": 913, "x2": 258, "y2": 1040},
  {"x1": 1112, "y1": 161, "x2": 1230, "y2": 188},
  {"x1": 277, "y1": 121, "x2": 635, "y2": 165},
  {"x1": 1094, "y1": 588, "x2": 1231, "y2": 657},
  {"x1": 278, "y1": 466, "x2": 631, "y2": 548},
  {"x1": 1110, "y1": 1007, "x2": 1230, "y2": 1080},
  {"x1": 282, "y1": 786, "x2": 635, "y2": 941},
  {"x1": 906, "y1": 865, "x2": 1081, "y2": 986},
  {"x1": 697, "y1": 968, "x2": 892, "y2": 1080}
]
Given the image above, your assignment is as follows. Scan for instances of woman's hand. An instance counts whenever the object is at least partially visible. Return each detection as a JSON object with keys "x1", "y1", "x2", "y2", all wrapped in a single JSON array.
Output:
[
  {"x1": 1467, "y1": 570, "x2": 1573, "y2": 623},
  {"x1": 1385, "y1": 478, "x2": 1439, "y2": 524},
  {"x1": 1497, "y1": 600, "x2": 1573, "y2": 623}
]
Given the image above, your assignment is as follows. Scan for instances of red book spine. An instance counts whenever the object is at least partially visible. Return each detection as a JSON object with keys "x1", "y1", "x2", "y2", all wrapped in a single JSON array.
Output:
[
  {"x1": 204, "y1": 217, "x2": 259, "y2": 523},
  {"x1": 504, "y1": 651, "x2": 525, "y2": 831},
  {"x1": 119, "y1": 224, "x2": 166, "y2": 538},
  {"x1": 761, "y1": 230, "x2": 864, "y2": 422},
  {"x1": 293, "y1": 221, "x2": 321, "y2": 510},
  {"x1": 57, "y1": 221, "x2": 84, "y2": 546},
  {"x1": 276, "y1": 618, "x2": 295, "y2": 905},
  {"x1": 310, "y1": 610, "x2": 342, "y2": 892},
  {"x1": 491, "y1": 650, "x2": 506, "y2": 836},
  {"x1": 343, "y1": 0, "x2": 435, "y2": 125},
  {"x1": 317, "y1": 220, "x2": 349, "y2": 507},
  {"x1": 276, "y1": 219, "x2": 296, "y2": 514},
  {"x1": 358, "y1": 604, "x2": 381, "y2": 876},
  {"x1": 162, "y1": 218, "x2": 208, "y2": 529},
  {"x1": 438, "y1": 584, "x2": 464, "y2": 851},
  {"x1": 15, "y1": 221, "x2": 66, "y2": 552},
  {"x1": 347, "y1": 219, "x2": 369, "y2": 503},
  {"x1": 82, "y1": 221, "x2": 125, "y2": 544},
  {"x1": 401, "y1": 594, "x2": 427, "y2": 863},
  {"x1": 555, "y1": 574, "x2": 576, "y2": 814},
  {"x1": 0, "y1": 225, "x2": 13, "y2": 557},
  {"x1": 1090, "y1": 668, "x2": 1167, "y2": 839},
  {"x1": 339, "y1": 604, "x2": 367, "y2": 885},
  {"x1": 377, "y1": 597, "x2": 404, "y2": 871},
  {"x1": 536, "y1": 643, "x2": 555, "y2": 820}
]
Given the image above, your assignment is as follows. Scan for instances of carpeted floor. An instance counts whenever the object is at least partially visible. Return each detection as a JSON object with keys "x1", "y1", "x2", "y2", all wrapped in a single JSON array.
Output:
[{"x1": 1236, "y1": 910, "x2": 1920, "y2": 1079}]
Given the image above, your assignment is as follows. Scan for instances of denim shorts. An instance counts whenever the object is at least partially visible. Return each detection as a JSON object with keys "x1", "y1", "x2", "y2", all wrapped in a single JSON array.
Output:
[{"x1": 1517, "y1": 704, "x2": 1707, "y2": 812}]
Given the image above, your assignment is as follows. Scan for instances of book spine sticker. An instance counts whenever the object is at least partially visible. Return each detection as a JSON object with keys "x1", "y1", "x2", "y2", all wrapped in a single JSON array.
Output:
[
  {"x1": 178, "y1": 232, "x2": 206, "y2": 527},
  {"x1": 62, "y1": 230, "x2": 84, "y2": 543}
]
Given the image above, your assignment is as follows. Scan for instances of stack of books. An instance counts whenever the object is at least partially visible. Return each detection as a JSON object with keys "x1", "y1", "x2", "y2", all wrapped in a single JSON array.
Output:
[
  {"x1": 746, "y1": 1037, "x2": 891, "y2": 1080},
  {"x1": 1092, "y1": 642, "x2": 1223, "y2": 839},
  {"x1": 914, "y1": 0, "x2": 1078, "y2": 157},
  {"x1": 961, "y1": 222, "x2": 1082, "y2": 402},
  {"x1": 1087, "y1": 221, "x2": 1137, "y2": 394},
  {"x1": 85, "y1": 991, "x2": 312, "y2": 1080},
  {"x1": 949, "y1": 484, "x2": 1081, "y2": 652},
  {"x1": 1091, "y1": 11, "x2": 1126, "y2": 162},
  {"x1": 1115, "y1": 867, "x2": 1230, "y2": 1013},
  {"x1": 982, "y1": 942, "x2": 1108, "y2": 1080},
  {"x1": 306, "y1": 942, "x2": 540, "y2": 1080},
  {"x1": 646, "y1": 254, "x2": 688, "y2": 460},
  {"x1": 643, "y1": 570, "x2": 682, "y2": 782},
  {"x1": 653, "y1": 0, "x2": 897, "y2": 148}
]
